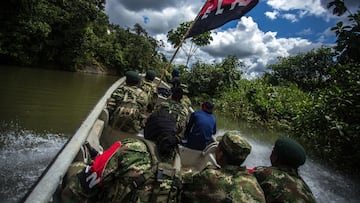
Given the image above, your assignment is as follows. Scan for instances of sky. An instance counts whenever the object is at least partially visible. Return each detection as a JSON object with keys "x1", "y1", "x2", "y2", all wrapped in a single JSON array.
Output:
[{"x1": 105, "y1": 0, "x2": 360, "y2": 78}]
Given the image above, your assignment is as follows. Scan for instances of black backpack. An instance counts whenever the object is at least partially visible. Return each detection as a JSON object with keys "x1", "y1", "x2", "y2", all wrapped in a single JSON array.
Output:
[{"x1": 144, "y1": 108, "x2": 177, "y2": 141}]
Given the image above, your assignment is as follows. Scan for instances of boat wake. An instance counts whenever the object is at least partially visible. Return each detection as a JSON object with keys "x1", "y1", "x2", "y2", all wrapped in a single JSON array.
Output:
[{"x1": 0, "y1": 122, "x2": 67, "y2": 203}]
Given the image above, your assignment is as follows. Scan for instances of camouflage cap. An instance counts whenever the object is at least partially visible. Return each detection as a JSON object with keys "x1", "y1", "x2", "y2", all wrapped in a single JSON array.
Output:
[
  {"x1": 274, "y1": 136, "x2": 306, "y2": 168},
  {"x1": 145, "y1": 70, "x2": 156, "y2": 81},
  {"x1": 125, "y1": 70, "x2": 141, "y2": 84},
  {"x1": 219, "y1": 131, "x2": 252, "y2": 164}
]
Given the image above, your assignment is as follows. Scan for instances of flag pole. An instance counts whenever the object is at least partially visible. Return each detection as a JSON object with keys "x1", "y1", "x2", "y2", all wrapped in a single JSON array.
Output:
[{"x1": 157, "y1": 0, "x2": 209, "y2": 87}]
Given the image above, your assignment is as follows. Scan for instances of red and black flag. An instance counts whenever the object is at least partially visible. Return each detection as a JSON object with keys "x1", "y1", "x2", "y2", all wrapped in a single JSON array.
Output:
[{"x1": 187, "y1": 0, "x2": 259, "y2": 38}]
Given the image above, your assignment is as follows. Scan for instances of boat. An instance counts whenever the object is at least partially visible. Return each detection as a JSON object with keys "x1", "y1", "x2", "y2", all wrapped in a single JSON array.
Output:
[{"x1": 23, "y1": 75, "x2": 218, "y2": 203}]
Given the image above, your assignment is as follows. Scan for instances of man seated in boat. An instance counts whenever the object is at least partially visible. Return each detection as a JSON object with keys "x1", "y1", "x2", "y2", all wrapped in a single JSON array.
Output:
[
  {"x1": 61, "y1": 110, "x2": 182, "y2": 203},
  {"x1": 153, "y1": 87, "x2": 190, "y2": 139},
  {"x1": 182, "y1": 101, "x2": 217, "y2": 151},
  {"x1": 181, "y1": 131, "x2": 266, "y2": 202},
  {"x1": 106, "y1": 70, "x2": 149, "y2": 132},
  {"x1": 140, "y1": 70, "x2": 157, "y2": 112},
  {"x1": 251, "y1": 136, "x2": 317, "y2": 202}
]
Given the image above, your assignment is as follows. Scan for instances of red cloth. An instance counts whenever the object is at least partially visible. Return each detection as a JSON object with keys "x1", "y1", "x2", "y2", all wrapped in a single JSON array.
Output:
[
  {"x1": 187, "y1": 0, "x2": 259, "y2": 38},
  {"x1": 247, "y1": 166, "x2": 257, "y2": 174},
  {"x1": 91, "y1": 141, "x2": 122, "y2": 185}
]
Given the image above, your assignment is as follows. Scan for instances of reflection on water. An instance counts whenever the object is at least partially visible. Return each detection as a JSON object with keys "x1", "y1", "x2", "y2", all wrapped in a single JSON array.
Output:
[{"x1": 0, "y1": 66, "x2": 118, "y2": 135}]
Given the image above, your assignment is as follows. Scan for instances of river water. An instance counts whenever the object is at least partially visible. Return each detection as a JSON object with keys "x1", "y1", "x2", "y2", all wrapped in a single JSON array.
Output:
[{"x1": 0, "y1": 66, "x2": 359, "y2": 203}]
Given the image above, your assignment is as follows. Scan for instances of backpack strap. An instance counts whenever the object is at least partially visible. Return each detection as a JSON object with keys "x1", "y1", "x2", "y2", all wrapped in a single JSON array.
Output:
[{"x1": 142, "y1": 139, "x2": 182, "y2": 203}]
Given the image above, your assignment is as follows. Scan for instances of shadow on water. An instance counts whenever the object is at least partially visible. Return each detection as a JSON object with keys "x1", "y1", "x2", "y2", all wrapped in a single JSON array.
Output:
[{"x1": 214, "y1": 113, "x2": 360, "y2": 203}]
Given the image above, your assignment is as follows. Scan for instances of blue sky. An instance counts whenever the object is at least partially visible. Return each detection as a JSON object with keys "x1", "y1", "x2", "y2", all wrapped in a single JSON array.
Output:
[{"x1": 105, "y1": 0, "x2": 359, "y2": 78}]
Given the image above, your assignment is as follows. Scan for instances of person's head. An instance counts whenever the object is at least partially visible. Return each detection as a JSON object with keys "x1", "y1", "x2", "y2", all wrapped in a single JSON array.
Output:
[
  {"x1": 216, "y1": 131, "x2": 252, "y2": 166},
  {"x1": 125, "y1": 70, "x2": 141, "y2": 86},
  {"x1": 171, "y1": 69, "x2": 180, "y2": 77},
  {"x1": 145, "y1": 70, "x2": 156, "y2": 81},
  {"x1": 202, "y1": 101, "x2": 214, "y2": 113},
  {"x1": 270, "y1": 136, "x2": 306, "y2": 169},
  {"x1": 171, "y1": 87, "x2": 183, "y2": 102}
]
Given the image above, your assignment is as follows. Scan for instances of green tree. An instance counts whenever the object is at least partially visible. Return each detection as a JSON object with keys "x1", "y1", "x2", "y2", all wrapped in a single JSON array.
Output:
[
  {"x1": 267, "y1": 47, "x2": 336, "y2": 92},
  {"x1": 167, "y1": 21, "x2": 213, "y2": 67},
  {"x1": 183, "y1": 55, "x2": 243, "y2": 98},
  {"x1": 328, "y1": 0, "x2": 360, "y2": 64}
]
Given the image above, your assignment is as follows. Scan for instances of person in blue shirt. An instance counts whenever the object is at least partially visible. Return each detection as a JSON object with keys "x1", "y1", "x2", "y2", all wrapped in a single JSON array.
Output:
[{"x1": 183, "y1": 101, "x2": 217, "y2": 150}]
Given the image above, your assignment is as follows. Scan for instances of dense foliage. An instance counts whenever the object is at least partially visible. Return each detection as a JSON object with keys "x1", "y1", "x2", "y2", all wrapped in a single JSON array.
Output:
[
  {"x1": 179, "y1": 0, "x2": 359, "y2": 175},
  {"x1": 0, "y1": 0, "x2": 166, "y2": 74},
  {"x1": 181, "y1": 55, "x2": 243, "y2": 99}
]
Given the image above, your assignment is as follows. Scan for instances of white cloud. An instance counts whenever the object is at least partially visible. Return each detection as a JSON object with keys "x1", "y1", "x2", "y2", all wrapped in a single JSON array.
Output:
[
  {"x1": 105, "y1": 0, "x2": 334, "y2": 78},
  {"x1": 156, "y1": 17, "x2": 320, "y2": 79},
  {"x1": 267, "y1": 0, "x2": 327, "y2": 16},
  {"x1": 265, "y1": 10, "x2": 279, "y2": 20},
  {"x1": 282, "y1": 13, "x2": 298, "y2": 22}
]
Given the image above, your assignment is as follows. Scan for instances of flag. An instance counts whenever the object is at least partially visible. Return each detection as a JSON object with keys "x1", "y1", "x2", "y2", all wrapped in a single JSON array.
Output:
[{"x1": 187, "y1": 0, "x2": 259, "y2": 38}]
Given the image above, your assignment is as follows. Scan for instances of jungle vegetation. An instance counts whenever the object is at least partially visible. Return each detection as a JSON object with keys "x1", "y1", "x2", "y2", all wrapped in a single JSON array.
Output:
[
  {"x1": 0, "y1": 0, "x2": 359, "y2": 175},
  {"x1": 0, "y1": 0, "x2": 167, "y2": 74}
]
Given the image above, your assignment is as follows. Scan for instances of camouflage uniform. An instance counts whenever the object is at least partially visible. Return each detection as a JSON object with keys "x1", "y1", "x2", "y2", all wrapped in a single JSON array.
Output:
[
  {"x1": 253, "y1": 166, "x2": 316, "y2": 203},
  {"x1": 181, "y1": 131, "x2": 266, "y2": 203},
  {"x1": 106, "y1": 85, "x2": 148, "y2": 132},
  {"x1": 181, "y1": 95, "x2": 192, "y2": 109},
  {"x1": 141, "y1": 80, "x2": 157, "y2": 112},
  {"x1": 154, "y1": 100, "x2": 190, "y2": 136},
  {"x1": 61, "y1": 138, "x2": 181, "y2": 203},
  {"x1": 253, "y1": 136, "x2": 317, "y2": 203}
]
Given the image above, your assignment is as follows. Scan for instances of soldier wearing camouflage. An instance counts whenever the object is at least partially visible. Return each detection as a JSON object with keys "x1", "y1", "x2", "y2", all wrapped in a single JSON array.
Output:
[
  {"x1": 141, "y1": 70, "x2": 158, "y2": 112},
  {"x1": 154, "y1": 87, "x2": 189, "y2": 137},
  {"x1": 253, "y1": 136, "x2": 317, "y2": 203},
  {"x1": 106, "y1": 71, "x2": 149, "y2": 132},
  {"x1": 61, "y1": 138, "x2": 181, "y2": 203},
  {"x1": 181, "y1": 131, "x2": 266, "y2": 203}
]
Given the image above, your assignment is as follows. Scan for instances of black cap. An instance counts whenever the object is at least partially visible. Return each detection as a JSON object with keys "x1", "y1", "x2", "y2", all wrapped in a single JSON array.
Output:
[{"x1": 203, "y1": 101, "x2": 214, "y2": 113}]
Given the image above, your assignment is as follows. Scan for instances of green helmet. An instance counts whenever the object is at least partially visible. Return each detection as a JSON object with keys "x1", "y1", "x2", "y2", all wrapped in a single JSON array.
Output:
[
  {"x1": 145, "y1": 70, "x2": 156, "y2": 81},
  {"x1": 274, "y1": 136, "x2": 306, "y2": 168},
  {"x1": 125, "y1": 70, "x2": 141, "y2": 84},
  {"x1": 219, "y1": 131, "x2": 251, "y2": 164}
]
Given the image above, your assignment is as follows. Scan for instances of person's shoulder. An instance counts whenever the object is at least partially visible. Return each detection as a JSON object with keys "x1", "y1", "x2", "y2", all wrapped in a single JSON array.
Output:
[{"x1": 253, "y1": 166, "x2": 273, "y2": 178}]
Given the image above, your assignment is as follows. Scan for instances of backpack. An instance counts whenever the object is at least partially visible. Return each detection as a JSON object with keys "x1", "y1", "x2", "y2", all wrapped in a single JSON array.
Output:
[
  {"x1": 141, "y1": 80, "x2": 157, "y2": 112},
  {"x1": 107, "y1": 86, "x2": 148, "y2": 132},
  {"x1": 155, "y1": 100, "x2": 190, "y2": 135},
  {"x1": 129, "y1": 139, "x2": 182, "y2": 203},
  {"x1": 144, "y1": 108, "x2": 177, "y2": 141},
  {"x1": 75, "y1": 139, "x2": 181, "y2": 203},
  {"x1": 106, "y1": 140, "x2": 182, "y2": 203}
]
